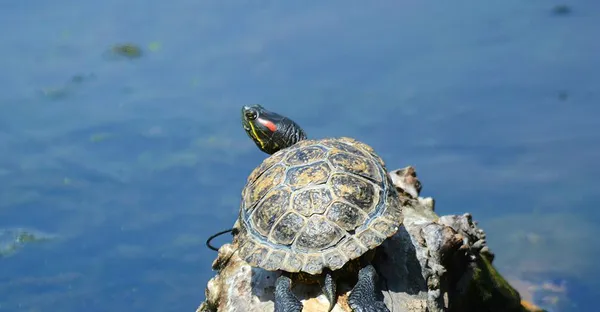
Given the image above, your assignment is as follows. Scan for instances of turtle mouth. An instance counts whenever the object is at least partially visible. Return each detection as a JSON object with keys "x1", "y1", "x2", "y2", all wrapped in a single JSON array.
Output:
[
  {"x1": 241, "y1": 113, "x2": 251, "y2": 132},
  {"x1": 241, "y1": 105, "x2": 259, "y2": 132},
  {"x1": 241, "y1": 117, "x2": 251, "y2": 131}
]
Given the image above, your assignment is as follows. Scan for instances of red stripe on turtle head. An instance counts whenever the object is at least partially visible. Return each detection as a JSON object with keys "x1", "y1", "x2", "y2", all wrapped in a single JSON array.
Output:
[{"x1": 258, "y1": 118, "x2": 277, "y2": 132}]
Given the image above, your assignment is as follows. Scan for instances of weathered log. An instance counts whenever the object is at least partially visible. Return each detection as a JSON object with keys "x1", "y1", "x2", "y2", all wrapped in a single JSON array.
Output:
[{"x1": 197, "y1": 166, "x2": 546, "y2": 312}]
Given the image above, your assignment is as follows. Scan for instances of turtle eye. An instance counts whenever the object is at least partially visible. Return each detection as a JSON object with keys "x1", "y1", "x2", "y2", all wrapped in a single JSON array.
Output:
[{"x1": 245, "y1": 111, "x2": 257, "y2": 120}]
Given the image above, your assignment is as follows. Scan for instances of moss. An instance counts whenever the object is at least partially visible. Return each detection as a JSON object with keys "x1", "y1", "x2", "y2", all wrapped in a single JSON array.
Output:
[
  {"x1": 0, "y1": 229, "x2": 55, "y2": 258},
  {"x1": 111, "y1": 43, "x2": 143, "y2": 59},
  {"x1": 480, "y1": 255, "x2": 520, "y2": 301},
  {"x1": 453, "y1": 254, "x2": 544, "y2": 312}
]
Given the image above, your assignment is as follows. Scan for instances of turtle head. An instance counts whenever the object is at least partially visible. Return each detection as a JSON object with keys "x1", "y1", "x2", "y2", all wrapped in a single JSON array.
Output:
[{"x1": 241, "y1": 104, "x2": 307, "y2": 155}]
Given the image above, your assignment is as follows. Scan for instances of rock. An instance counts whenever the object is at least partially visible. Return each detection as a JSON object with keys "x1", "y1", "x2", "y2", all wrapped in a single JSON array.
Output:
[
  {"x1": 389, "y1": 166, "x2": 422, "y2": 199},
  {"x1": 196, "y1": 166, "x2": 546, "y2": 312}
]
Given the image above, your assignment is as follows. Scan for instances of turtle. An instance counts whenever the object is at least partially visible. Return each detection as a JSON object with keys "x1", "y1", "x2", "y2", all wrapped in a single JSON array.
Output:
[{"x1": 233, "y1": 104, "x2": 404, "y2": 312}]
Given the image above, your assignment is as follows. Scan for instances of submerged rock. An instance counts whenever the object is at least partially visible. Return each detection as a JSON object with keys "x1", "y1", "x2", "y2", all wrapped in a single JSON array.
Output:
[{"x1": 197, "y1": 167, "x2": 546, "y2": 312}]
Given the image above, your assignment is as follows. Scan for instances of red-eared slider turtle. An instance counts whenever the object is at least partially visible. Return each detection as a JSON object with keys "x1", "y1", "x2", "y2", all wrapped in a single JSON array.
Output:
[{"x1": 235, "y1": 104, "x2": 402, "y2": 312}]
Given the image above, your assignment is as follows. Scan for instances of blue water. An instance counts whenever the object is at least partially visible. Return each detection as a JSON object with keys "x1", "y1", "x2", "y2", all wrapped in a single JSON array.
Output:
[{"x1": 1, "y1": 1, "x2": 599, "y2": 311}]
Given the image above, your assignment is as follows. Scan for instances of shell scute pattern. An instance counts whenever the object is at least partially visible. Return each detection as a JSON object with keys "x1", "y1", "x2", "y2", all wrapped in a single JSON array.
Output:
[
  {"x1": 246, "y1": 149, "x2": 286, "y2": 184},
  {"x1": 356, "y1": 228, "x2": 387, "y2": 250},
  {"x1": 263, "y1": 250, "x2": 286, "y2": 271},
  {"x1": 249, "y1": 187, "x2": 291, "y2": 237},
  {"x1": 326, "y1": 201, "x2": 368, "y2": 231},
  {"x1": 330, "y1": 174, "x2": 379, "y2": 214},
  {"x1": 293, "y1": 215, "x2": 344, "y2": 252},
  {"x1": 292, "y1": 187, "x2": 332, "y2": 217},
  {"x1": 338, "y1": 237, "x2": 368, "y2": 260},
  {"x1": 238, "y1": 138, "x2": 403, "y2": 275},
  {"x1": 302, "y1": 254, "x2": 324, "y2": 273},
  {"x1": 238, "y1": 235, "x2": 256, "y2": 259},
  {"x1": 270, "y1": 212, "x2": 305, "y2": 245},
  {"x1": 323, "y1": 249, "x2": 347, "y2": 269},
  {"x1": 321, "y1": 138, "x2": 370, "y2": 158},
  {"x1": 244, "y1": 164, "x2": 286, "y2": 211},
  {"x1": 370, "y1": 218, "x2": 399, "y2": 237},
  {"x1": 246, "y1": 245, "x2": 269, "y2": 267},
  {"x1": 328, "y1": 150, "x2": 382, "y2": 183},
  {"x1": 283, "y1": 253, "x2": 305, "y2": 272},
  {"x1": 330, "y1": 137, "x2": 387, "y2": 169},
  {"x1": 381, "y1": 189, "x2": 403, "y2": 222},
  {"x1": 286, "y1": 161, "x2": 331, "y2": 189},
  {"x1": 284, "y1": 145, "x2": 328, "y2": 166}
]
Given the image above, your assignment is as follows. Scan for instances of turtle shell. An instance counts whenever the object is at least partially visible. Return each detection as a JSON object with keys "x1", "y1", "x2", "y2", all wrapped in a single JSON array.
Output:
[{"x1": 237, "y1": 137, "x2": 403, "y2": 275}]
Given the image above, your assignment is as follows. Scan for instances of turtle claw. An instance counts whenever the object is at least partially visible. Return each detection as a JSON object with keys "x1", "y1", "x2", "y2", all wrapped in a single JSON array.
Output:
[
  {"x1": 274, "y1": 274, "x2": 303, "y2": 312},
  {"x1": 321, "y1": 271, "x2": 336, "y2": 312},
  {"x1": 348, "y1": 265, "x2": 390, "y2": 312}
]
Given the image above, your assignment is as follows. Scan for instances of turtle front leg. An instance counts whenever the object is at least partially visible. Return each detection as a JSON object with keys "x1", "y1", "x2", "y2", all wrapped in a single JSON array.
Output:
[
  {"x1": 274, "y1": 273, "x2": 303, "y2": 312},
  {"x1": 348, "y1": 264, "x2": 390, "y2": 312}
]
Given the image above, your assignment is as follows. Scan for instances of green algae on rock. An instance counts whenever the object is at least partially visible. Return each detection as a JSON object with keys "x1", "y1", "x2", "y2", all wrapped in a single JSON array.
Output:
[
  {"x1": 0, "y1": 228, "x2": 56, "y2": 258},
  {"x1": 107, "y1": 43, "x2": 143, "y2": 60}
]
